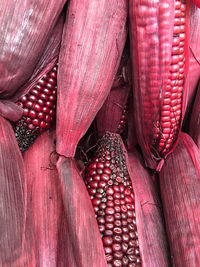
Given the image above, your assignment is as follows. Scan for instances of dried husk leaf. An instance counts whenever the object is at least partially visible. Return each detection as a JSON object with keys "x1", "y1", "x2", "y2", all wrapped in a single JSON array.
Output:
[
  {"x1": 129, "y1": 0, "x2": 189, "y2": 170},
  {"x1": 191, "y1": 0, "x2": 200, "y2": 8},
  {"x1": 183, "y1": 3, "x2": 200, "y2": 124},
  {"x1": 189, "y1": 82, "x2": 200, "y2": 148},
  {"x1": 159, "y1": 132, "x2": 200, "y2": 266},
  {"x1": 125, "y1": 148, "x2": 170, "y2": 266},
  {"x1": 56, "y1": 0, "x2": 128, "y2": 157},
  {"x1": 190, "y1": 2, "x2": 200, "y2": 63},
  {"x1": 23, "y1": 129, "x2": 61, "y2": 266},
  {"x1": 185, "y1": 50, "x2": 200, "y2": 116},
  {"x1": 96, "y1": 46, "x2": 131, "y2": 138},
  {"x1": 56, "y1": 156, "x2": 107, "y2": 267},
  {"x1": 0, "y1": 116, "x2": 26, "y2": 265}
]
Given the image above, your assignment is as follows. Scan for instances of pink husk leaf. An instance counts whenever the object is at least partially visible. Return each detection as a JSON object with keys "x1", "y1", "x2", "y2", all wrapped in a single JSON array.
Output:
[
  {"x1": 159, "y1": 132, "x2": 200, "y2": 266},
  {"x1": 56, "y1": 0, "x2": 128, "y2": 157},
  {"x1": 23, "y1": 128, "x2": 62, "y2": 266}
]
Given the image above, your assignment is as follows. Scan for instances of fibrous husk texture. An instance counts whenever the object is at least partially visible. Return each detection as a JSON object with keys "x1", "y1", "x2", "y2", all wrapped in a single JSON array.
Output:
[
  {"x1": 159, "y1": 132, "x2": 200, "y2": 266},
  {"x1": 56, "y1": 0, "x2": 128, "y2": 157}
]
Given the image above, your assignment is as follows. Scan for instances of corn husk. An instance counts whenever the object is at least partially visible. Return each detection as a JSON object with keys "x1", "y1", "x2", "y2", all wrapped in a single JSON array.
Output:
[
  {"x1": 159, "y1": 132, "x2": 200, "y2": 266},
  {"x1": 56, "y1": 156, "x2": 107, "y2": 267},
  {"x1": 23, "y1": 128, "x2": 61, "y2": 266},
  {"x1": 183, "y1": 3, "x2": 200, "y2": 126},
  {"x1": 0, "y1": 116, "x2": 26, "y2": 265},
  {"x1": 126, "y1": 149, "x2": 171, "y2": 266},
  {"x1": 56, "y1": 0, "x2": 128, "y2": 157},
  {"x1": 96, "y1": 46, "x2": 131, "y2": 137},
  {"x1": 189, "y1": 82, "x2": 200, "y2": 148}
]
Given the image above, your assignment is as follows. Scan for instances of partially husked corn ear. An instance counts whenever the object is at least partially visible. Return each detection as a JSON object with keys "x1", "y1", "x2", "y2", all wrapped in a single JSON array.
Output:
[
  {"x1": 13, "y1": 65, "x2": 57, "y2": 152},
  {"x1": 0, "y1": 0, "x2": 65, "y2": 99},
  {"x1": 159, "y1": 133, "x2": 200, "y2": 266},
  {"x1": 84, "y1": 132, "x2": 141, "y2": 266},
  {"x1": 56, "y1": 0, "x2": 127, "y2": 157},
  {"x1": 129, "y1": 0, "x2": 189, "y2": 170}
]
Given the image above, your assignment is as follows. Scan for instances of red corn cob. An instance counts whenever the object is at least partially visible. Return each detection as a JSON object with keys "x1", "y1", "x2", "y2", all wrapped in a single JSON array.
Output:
[
  {"x1": 13, "y1": 65, "x2": 57, "y2": 152},
  {"x1": 56, "y1": 0, "x2": 127, "y2": 158},
  {"x1": 84, "y1": 133, "x2": 141, "y2": 266},
  {"x1": 159, "y1": 132, "x2": 200, "y2": 266},
  {"x1": 129, "y1": 0, "x2": 189, "y2": 170},
  {"x1": 84, "y1": 132, "x2": 171, "y2": 266}
]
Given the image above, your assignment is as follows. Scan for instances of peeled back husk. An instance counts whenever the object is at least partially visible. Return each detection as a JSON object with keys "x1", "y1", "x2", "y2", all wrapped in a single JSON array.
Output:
[
  {"x1": 23, "y1": 128, "x2": 62, "y2": 266},
  {"x1": 56, "y1": 0, "x2": 128, "y2": 157},
  {"x1": 159, "y1": 132, "x2": 200, "y2": 266},
  {"x1": 0, "y1": 116, "x2": 26, "y2": 265},
  {"x1": 96, "y1": 45, "x2": 131, "y2": 138},
  {"x1": 127, "y1": 149, "x2": 171, "y2": 266},
  {"x1": 189, "y1": 82, "x2": 200, "y2": 148}
]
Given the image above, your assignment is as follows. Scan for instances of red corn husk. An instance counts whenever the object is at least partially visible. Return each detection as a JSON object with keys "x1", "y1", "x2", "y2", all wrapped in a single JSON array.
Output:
[
  {"x1": 23, "y1": 128, "x2": 62, "y2": 266},
  {"x1": 0, "y1": 116, "x2": 26, "y2": 265},
  {"x1": 127, "y1": 150, "x2": 171, "y2": 266},
  {"x1": 0, "y1": 1, "x2": 65, "y2": 122},
  {"x1": 129, "y1": 0, "x2": 189, "y2": 171},
  {"x1": 56, "y1": 156, "x2": 107, "y2": 267},
  {"x1": 96, "y1": 46, "x2": 131, "y2": 138},
  {"x1": 14, "y1": 12, "x2": 65, "y2": 101},
  {"x1": 186, "y1": 2, "x2": 200, "y2": 113},
  {"x1": 189, "y1": 82, "x2": 200, "y2": 148},
  {"x1": 191, "y1": 0, "x2": 200, "y2": 10},
  {"x1": 56, "y1": 0, "x2": 128, "y2": 157},
  {"x1": 159, "y1": 132, "x2": 200, "y2": 266}
]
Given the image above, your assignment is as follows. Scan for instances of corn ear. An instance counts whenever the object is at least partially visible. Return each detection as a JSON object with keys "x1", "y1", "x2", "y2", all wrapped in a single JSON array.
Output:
[{"x1": 129, "y1": 0, "x2": 189, "y2": 170}]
